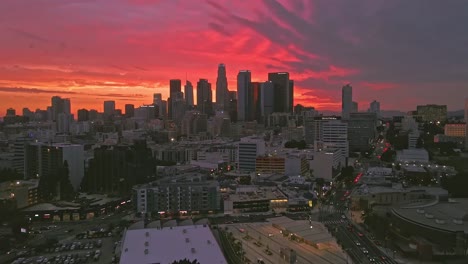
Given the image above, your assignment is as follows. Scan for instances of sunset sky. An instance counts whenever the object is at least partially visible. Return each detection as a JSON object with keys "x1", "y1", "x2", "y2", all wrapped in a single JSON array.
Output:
[{"x1": 1, "y1": 0, "x2": 467, "y2": 117}]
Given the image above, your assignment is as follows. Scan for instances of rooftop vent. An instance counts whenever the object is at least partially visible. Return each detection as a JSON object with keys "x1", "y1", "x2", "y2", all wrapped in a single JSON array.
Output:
[
  {"x1": 207, "y1": 240, "x2": 211, "y2": 244},
  {"x1": 144, "y1": 249, "x2": 149, "y2": 255},
  {"x1": 145, "y1": 232, "x2": 149, "y2": 237},
  {"x1": 185, "y1": 238, "x2": 190, "y2": 243},
  {"x1": 145, "y1": 241, "x2": 149, "y2": 247},
  {"x1": 191, "y1": 248, "x2": 196, "y2": 254}
]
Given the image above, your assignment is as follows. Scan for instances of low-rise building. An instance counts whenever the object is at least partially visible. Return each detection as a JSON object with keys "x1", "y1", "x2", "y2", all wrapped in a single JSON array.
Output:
[
  {"x1": 223, "y1": 186, "x2": 288, "y2": 214},
  {"x1": 396, "y1": 149, "x2": 429, "y2": 163},
  {"x1": 133, "y1": 176, "x2": 220, "y2": 215},
  {"x1": 0, "y1": 179, "x2": 39, "y2": 209},
  {"x1": 119, "y1": 225, "x2": 227, "y2": 264}
]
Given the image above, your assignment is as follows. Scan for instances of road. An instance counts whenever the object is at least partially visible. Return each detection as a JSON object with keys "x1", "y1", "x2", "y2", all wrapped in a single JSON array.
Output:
[{"x1": 320, "y1": 187, "x2": 397, "y2": 264}]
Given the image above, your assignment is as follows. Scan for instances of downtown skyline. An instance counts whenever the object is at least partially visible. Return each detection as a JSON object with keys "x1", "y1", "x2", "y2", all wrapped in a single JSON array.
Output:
[{"x1": 1, "y1": 0, "x2": 468, "y2": 116}]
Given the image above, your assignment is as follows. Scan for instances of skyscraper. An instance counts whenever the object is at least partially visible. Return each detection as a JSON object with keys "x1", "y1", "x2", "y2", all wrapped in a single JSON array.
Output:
[
  {"x1": 247, "y1": 82, "x2": 261, "y2": 121},
  {"x1": 237, "y1": 70, "x2": 251, "y2": 121},
  {"x1": 268, "y1": 72, "x2": 291, "y2": 113},
  {"x1": 104, "y1": 101, "x2": 116, "y2": 116},
  {"x1": 185, "y1": 80, "x2": 194, "y2": 108},
  {"x1": 216, "y1": 64, "x2": 228, "y2": 110},
  {"x1": 125, "y1": 104, "x2": 135, "y2": 117},
  {"x1": 196, "y1": 79, "x2": 213, "y2": 116},
  {"x1": 168, "y1": 79, "x2": 182, "y2": 119},
  {"x1": 169, "y1": 79, "x2": 182, "y2": 94},
  {"x1": 352, "y1": 101, "x2": 358, "y2": 113},
  {"x1": 261, "y1": 81, "x2": 274, "y2": 119},
  {"x1": 341, "y1": 84, "x2": 352, "y2": 119},
  {"x1": 153, "y1": 93, "x2": 162, "y2": 106},
  {"x1": 369, "y1": 100, "x2": 380, "y2": 117}
]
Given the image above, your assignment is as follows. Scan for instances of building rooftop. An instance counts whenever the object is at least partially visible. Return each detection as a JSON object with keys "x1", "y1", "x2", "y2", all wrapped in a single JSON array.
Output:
[
  {"x1": 228, "y1": 186, "x2": 287, "y2": 202},
  {"x1": 22, "y1": 203, "x2": 79, "y2": 212},
  {"x1": 393, "y1": 199, "x2": 468, "y2": 233},
  {"x1": 267, "y1": 216, "x2": 335, "y2": 244},
  {"x1": 119, "y1": 225, "x2": 227, "y2": 264}
]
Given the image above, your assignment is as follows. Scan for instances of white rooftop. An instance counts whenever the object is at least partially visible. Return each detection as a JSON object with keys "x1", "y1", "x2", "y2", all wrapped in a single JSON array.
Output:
[{"x1": 119, "y1": 225, "x2": 227, "y2": 264}]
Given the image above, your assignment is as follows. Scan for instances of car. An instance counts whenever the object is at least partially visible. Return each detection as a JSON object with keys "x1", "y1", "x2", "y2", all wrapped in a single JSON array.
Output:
[
  {"x1": 368, "y1": 257, "x2": 376, "y2": 262},
  {"x1": 357, "y1": 232, "x2": 364, "y2": 237},
  {"x1": 355, "y1": 241, "x2": 361, "y2": 246},
  {"x1": 361, "y1": 248, "x2": 369, "y2": 254},
  {"x1": 380, "y1": 256, "x2": 387, "y2": 260}
]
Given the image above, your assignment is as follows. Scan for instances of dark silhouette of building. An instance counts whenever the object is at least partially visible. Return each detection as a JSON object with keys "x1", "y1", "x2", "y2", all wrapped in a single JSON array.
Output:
[
  {"x1": 77, "y1": 109, "x2": 89, "y2": 122},
  {"x1": 125, "y1": 104, "x2": 135, "y2": 118},
  {"x1": 196, "y1": 79, "x2": 213, "y2": 116},
  {"x1": 83, "y1": 140, "x2": 154, "y2": 195},
  {"x1": 268, "y1": 72, "x2": 292, "y2": 113}
]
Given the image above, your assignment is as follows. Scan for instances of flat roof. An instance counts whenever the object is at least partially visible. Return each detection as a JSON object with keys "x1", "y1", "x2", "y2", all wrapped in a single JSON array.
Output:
[
  {"x1": 120, "y1": 225, "x2": 227, "y2": 264},
  {"x1": 393, "y1": 199, "x2": 468, "y2": 233},
  {"x1": 22, "y1": 203, "x2": 79, "y2": 212}
]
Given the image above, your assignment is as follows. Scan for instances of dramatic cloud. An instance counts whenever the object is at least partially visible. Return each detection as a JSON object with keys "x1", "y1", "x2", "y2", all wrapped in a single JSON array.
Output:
[{"x1": 0, "y1": 0, "x2": 466, "y2": 116}]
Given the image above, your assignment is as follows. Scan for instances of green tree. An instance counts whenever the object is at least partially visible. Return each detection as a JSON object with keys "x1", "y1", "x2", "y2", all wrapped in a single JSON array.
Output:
[
  {"x1": 171, "y1": 259, "x2": 200, "y2": 264},
  {"x1": 59, "y1": 161, "x2": 75, "y2": 201}
]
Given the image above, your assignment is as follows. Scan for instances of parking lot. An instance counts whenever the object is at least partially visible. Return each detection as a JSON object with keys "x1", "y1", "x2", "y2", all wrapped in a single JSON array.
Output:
[
  {"x1": 11, "y1": 236, "x2": 118, "y2": 264},
  {"x1": 222, "y1": 222, "x2": 348, "y2": 264}
]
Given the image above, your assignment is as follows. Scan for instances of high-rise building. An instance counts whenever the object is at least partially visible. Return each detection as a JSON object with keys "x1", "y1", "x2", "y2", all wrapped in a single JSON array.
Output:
[
  {"x1": 237, "y1": 70, "x2": 251, "y2": 121},
  {"x1": 6, "y1": 108, "x2": 16, "y2": 116},
  {"x1": 169, "y1": 79, "x2": 182, "y2": 94},
  {"x1": 77, "y1": 109, "x2": 89, "y2": 122},
  {"x1": 352, "y1": 101, "x2": 358, "y2": 113},
  {"x1": 289, "y1": 80, "x2": 294, "y2": 113},
  {"x1": 216, "y1": 64, "x2": 228, "y2": 110},
  {"x1": 25, "y1": 143, "x2": 84, "y2": 193},
  {"x1": 416, "y1": 104, "x2": 447, "y2": 122},
  {"x1": 348, "y1": 112, "x2": 377, "y2": 151},
  {"x1": 369, "y1": 100, "x2": 381, "y2": 117},
  {"x1": 247, "y1": 82, "x2": 262, "y2": 121},
  {"x1": 261, "y1": 81, "x2": 274, "y2": 119},
  {"x1": 304, "y1": 116, "x2": 339, "y2": 145},
  {"x1": 238, "y1": 136, "x2": 265, "y2": 172},
  {"x1": 318, "y1": 120, "x2": 349, "y2": 158},
  {"x1": 184, "y1": 80, "x2": 194, "y2": 108},
  {"x1": 196, "y1": 79, "x2": 213, "y2": 116},
  {"x1": 104, "y1": 101, "x2": 116, "y2": 116},
  {"x1": 125, "y1": 104, "x2": 135, "y2": 118},
  {"x1": 153, "y1": 93, "x2": 162, "y2": 105},
  {"x1": 268, "y1": 72, "x2": 291, "y2": 113},
  {"x1": 342, "y1": 84, "x2": 352, "y2": 119}
]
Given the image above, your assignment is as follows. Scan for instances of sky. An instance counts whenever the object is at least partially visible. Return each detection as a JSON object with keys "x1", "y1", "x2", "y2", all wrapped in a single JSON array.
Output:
[{"x1": 0, "y1": 0, "x2": 467, "y2": 117}]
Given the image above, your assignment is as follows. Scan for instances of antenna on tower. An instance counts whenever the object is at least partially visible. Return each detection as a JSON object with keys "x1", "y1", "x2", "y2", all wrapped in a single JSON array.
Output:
[{"x1": 185, "y1": 72, "x2": 188, "y2": 83}]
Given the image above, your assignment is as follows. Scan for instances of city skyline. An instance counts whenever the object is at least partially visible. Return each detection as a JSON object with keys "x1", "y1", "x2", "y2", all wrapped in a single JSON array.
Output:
[{"x1": 1, "y1": 0, "x2": 468, "y2": 116}]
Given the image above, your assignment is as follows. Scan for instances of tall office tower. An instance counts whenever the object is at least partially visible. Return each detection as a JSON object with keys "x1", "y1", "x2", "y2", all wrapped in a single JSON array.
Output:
[
  {"x1": 104, "y1": 101, "x2": 116, "y2": 116},
  {"x1": 341, "y1": 84, "x2": 353, "y2": 119},
  {"x1": 77, "y1": 109, "x2": 89, "y2": 122},
  {"x1": 238, "y1": 136, "x2": 265, "y2": 172},
  {"x1": 51, "y1": 96, "x2": 63, "y2": 121},
  {"x1": 465, "y1": 98, "x2": 468, "y2": 149},
  {"x1": 268, "y1": 72, "x2": 291, "y2": 113},
  {"x1": 196, "y1": 79, "x2": 213, "y2": 116},
  {"x1": 171, "y1": 91, "x2": 186, "y2": 124},
  {"x1": 63, "y1": 98, "x2": 71, "y2": 115},
  {"x1": 153, "y1": 93, "x2": 162, "y2": 105},
  {"x1": 369, "y1": 100, "x2": 381, "y2": 117},
  {"x1": 320, "y1": 120, "x2": 349, "y2": 158},
  {"x1": 304, "y1": 116, "x2": 341, "y2": 145},
  {"x1": 168, "y1": 80, "x2": 182, "y2": 119},
  {"x1": 247, "y1": 82, "x2": 261, "y2": 121},
  {"x1": 125, "y1": 104, "x2": 135, "y2": 118},
  {"x1": 216, "y1": 63, "x2": 228, "y2": 110},
  {"x1": 169, "y1": 79, "x2": 182, "y2": 94},
  {"x1": 348, "y1": 112, "x2": 377, "y2": 151},
  {"x1": 289, "y1": 80, "x2": 294, "y2": 113},
  {"x1": 352, "y1": 101, "x2": 358, "y2": 113},
  {"x1": 184, "y1": 80, "x2": 194, "y2": 108},
  {"x1": 261, "y1": 81, "x2": 274, "y2": 119},
  {"x1": 237, "y1": 70, "x2": 251, "y2": 121},
  {"x1": 228, "y1": 91, "x2": 237, "y2": 100},
  {"x1": 6, "y1": 108, "x2": 16, "y2": 116}
]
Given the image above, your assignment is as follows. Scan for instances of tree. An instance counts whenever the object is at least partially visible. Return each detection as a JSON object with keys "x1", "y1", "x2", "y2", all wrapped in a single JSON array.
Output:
[{"x1": 58, "y1": 161, "x2": 75, "y2": 201}]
